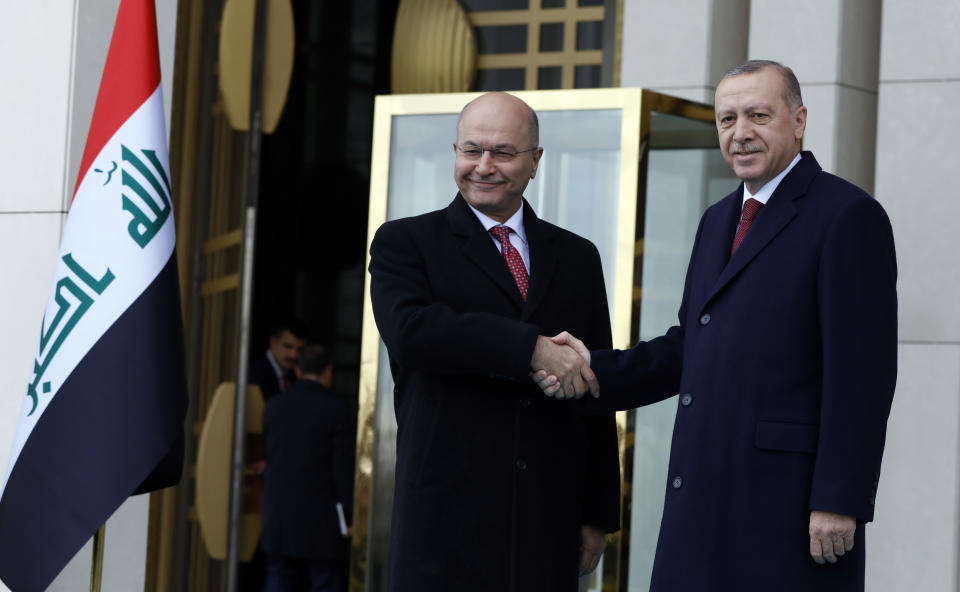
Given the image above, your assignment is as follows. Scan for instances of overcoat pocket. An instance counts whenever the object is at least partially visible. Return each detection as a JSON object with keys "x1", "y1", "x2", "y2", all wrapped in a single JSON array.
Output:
[{"x1": 755, "y1": 420, "x2": 819, "y2": 454}]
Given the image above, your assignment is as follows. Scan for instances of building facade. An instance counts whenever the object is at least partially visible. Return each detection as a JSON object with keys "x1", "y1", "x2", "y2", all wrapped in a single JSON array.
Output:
[{"x1": 0, "y1": 0, "x2": 957, "y2": 590}]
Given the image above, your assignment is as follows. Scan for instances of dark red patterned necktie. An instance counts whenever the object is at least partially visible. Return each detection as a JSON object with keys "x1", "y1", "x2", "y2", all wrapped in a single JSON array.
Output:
[
  {"x1": 489, "y1": 225, "x2": 529, "y2": 300},
  {"x1": 731, "y1": 198, "x2": 764, "y2": 256}
]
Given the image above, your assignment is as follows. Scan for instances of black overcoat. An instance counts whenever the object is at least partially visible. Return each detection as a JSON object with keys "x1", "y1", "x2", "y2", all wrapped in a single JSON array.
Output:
[
  {"x1": 369, "y1": 195, "x2": 621, "y2": 592},
  {"x1": 261, "y1": 379, "x2": 356, "y2": 559},
  {"x1": 591, "y1": 152, "x2": 898, "y2": 591}
]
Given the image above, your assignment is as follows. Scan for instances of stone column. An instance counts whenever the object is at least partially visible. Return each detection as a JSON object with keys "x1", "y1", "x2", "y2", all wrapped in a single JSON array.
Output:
[
  {"x1": 620, "y1": 0, "x2": 750, "y2": 104},
  {"x1": 748, "y1": 0, "x2": 881, "y2": 192},
  {"x1": 869, "y1": 1, "x2": 960, "y2": 590}
]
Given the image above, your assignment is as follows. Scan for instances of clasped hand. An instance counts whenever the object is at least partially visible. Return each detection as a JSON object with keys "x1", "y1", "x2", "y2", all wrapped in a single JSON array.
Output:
[{"x1": 529, "y1": 332, "x2": 597, "y2": 399}]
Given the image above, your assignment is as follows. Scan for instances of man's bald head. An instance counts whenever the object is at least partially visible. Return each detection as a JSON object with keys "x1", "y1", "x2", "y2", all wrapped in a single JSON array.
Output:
[
  {"x1": 456, "y1": 92, "x2": 540, "y2": 149},
  {"x1": 452, "y1": 92, "x2": 544, "y2": 222}
]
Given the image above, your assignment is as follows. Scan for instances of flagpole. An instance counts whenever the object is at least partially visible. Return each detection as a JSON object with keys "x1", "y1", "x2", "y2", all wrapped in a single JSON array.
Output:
[
  {"x1": 225, "y1": 0, "x2": 268, "y2": 590},
  {"x1": 89, "y1": 524, "x2": 105, "y2": 592}
]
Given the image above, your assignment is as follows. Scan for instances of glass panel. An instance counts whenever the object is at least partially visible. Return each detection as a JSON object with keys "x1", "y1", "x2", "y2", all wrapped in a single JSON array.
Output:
[
  {"x1": 574, "y1": 64, "x2": 602, "y2": 88},
  {"x1": 542, "y1": 0, "x2": 567, "y2": 7},
  {"x1": 626, "y1": 111, "x2": 739, "y2": 591},
  {"x1": 540, "y1": 22, "x2": 564, "y2": 52},
  {"x1": 475, "y1": 68, "x2": 527, "y2": 91},
  {"x1": 460, "y1": 0, "x2": 529, "y2": 10},
  {"x1": 578, "y1": 0, "x2": 604, "y2": 5},
  {"x1": 475, "y1": 24, "x2": 528, "y2": 54},
  {"x1": 576, "y1": 20, "x2": 603, "y2": 50},
  {"x1": 538, "y1": 66, "x2": 563, "y2": 89}
]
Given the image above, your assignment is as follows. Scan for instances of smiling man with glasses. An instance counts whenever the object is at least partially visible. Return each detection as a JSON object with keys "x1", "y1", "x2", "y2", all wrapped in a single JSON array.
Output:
[{"x1": 368, "y1": 92, "x2": 621, "y2": 591}]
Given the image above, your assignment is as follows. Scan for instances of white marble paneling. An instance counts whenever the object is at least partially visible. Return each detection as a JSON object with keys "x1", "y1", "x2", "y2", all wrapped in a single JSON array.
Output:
[
  {"x1": 833, "y1": 84, "x2": 877, "y2": 193},
  {"x1": 621, "y1": 0, "x2": 748, "y2": 92},
  {"x1": 867, "y1": 343, "x2": 960, "y2": 591},
  {"x1": 748, "y1": 0, "x2": 881, "y2": 193},
  {"x1": 748, "y1": 0, "x2": 842, "y2": 84},
  {"x1": 101, "y1": 494, "x2": 150, "y2": 590},
  {"x1": 622, "y1": 0, "x2": 710, "y2": 88},
  {"x1": 0, "y1": 3, "x2": 75, "y2": 213},
  {"x1": 0, "y1": 214, "x2": 63, "y2": 480},
  {"x1": 880, "y1": 0, "x2": 960, "y2": 82},
  {"x1": 874, "y1": 81, "x2": 960, "y2": 343},
  {"x1": 839, "y1": 0, "x2": 882, "y2": 92},
  {"x1": 795, "y1": 84, "x2": 837, "y2": 177},
  {"x1": 47, "y1": 538, "x2": 93, "y2": 592}
]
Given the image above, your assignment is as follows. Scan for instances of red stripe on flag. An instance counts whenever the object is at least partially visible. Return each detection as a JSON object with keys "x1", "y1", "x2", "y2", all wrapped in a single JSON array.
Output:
[{"x1": 74, "y1": 0, "x2": 162, "y2": 200}]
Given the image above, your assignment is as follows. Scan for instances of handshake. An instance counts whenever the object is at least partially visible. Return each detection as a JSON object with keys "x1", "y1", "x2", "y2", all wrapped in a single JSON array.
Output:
[{"x1": 529, "y1": 332, "x2": 598, "y2": 399}]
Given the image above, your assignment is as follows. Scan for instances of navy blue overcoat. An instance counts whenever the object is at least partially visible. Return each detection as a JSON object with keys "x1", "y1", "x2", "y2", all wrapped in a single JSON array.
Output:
[{"x1": 592, "y1": 152, "x2": 898, "y2": 591}]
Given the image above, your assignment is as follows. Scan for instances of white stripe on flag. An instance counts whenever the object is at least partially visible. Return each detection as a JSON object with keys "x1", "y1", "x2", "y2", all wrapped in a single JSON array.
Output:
[{"x1": 1, "y1": 85, "x2": 175, "y2": 496}]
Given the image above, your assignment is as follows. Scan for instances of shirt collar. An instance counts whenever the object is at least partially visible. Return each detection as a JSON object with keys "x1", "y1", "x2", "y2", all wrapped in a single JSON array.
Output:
[
  {"x1": 467, "y1": 202, "x2": 528, "y2": 245},
  {"x1": 265, "y1": 349, "x2": 283, "y2": 379},
  {"x1": 742, "y1": 152, "x2": 802, "y2": 207}
]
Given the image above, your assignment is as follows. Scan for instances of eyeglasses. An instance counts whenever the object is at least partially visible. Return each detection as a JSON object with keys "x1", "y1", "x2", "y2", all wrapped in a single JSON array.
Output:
[{"x1": 455, "y1": 145, "x2": 538, "y2": 163}]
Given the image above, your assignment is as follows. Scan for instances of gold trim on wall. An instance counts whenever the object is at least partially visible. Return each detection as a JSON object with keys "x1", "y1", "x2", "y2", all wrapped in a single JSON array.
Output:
[
  {"x1": 468, "y1": 2, "x2": 606, "y2": 90},
  {"x1": 391, "y1": 0, "x2": 477, "y2": 94}
]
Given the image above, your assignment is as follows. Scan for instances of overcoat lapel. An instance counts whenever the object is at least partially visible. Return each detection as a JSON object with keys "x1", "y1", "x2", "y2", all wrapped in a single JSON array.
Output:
[
  {"x1": 702, "y1": 152, "x2": 821, "y2": 308},
  {"x1": 446, "y1": 194, "x2": 525, "y2": 309},
  {"x1": 697, "y1": 187, "x2": 744, "y2": 302},
  {"x1": 519, "y1": 200, "x2": 557, "y2": 321}
]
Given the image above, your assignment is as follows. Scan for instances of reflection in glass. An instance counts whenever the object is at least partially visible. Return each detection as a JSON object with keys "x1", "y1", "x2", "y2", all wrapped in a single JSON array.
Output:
[
  {"x1": 461, "y1": 0, "x2": 529, "y2": 10},
  {"x1": 540, "y1": 22, "x2": 564, "y2": 52},
  {"x1": 476, "y1": 68, "x2": 526, "y2": 91},
  {"x1": 475, "y1": 24, "x2": 528, "y2": 54},
  {"x1": 576, "y1": 20, "x2": 603, "y2": 51},
  {"x1": 538, "y1": 66, "x2": 563, "y2": 90},
  {"x1": 574, "y1": 64, "x2": 602, "y2": 88}
]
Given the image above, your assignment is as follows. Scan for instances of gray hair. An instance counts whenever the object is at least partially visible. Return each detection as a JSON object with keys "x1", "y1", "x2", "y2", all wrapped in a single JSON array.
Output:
[{"x1": 720, "y1": 60, "x2": 803, "y2": 111}]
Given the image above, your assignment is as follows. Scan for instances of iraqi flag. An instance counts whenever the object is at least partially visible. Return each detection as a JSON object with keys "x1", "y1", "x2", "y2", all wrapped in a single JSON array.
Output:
[{"x1": 0, "y1": 0, "x2": 188, "y2": 589}]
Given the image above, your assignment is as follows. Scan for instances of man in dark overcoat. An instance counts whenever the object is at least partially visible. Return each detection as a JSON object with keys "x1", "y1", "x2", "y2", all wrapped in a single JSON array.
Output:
[
  {"x1": 369, "y1": 92, "x2": 621, "y2": 592},
  {"x1": 262, "y1": 345, "x2": 355, "y2": 591},
  {"x1": 536, "y1": 60, "x2": 898, "y2": 591}
]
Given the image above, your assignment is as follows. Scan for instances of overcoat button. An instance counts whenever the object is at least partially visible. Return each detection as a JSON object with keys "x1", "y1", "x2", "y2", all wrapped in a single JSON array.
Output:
[
  {"x1": 672, "y1": 476, "x2": 683, "y2": 489},
  {"x1": 699, "y1": 313, "x2": 711, "y2": 326},
  {"x1": 516, "y1": 459, "x2": 527, "y2": 471},
  {"x1": 520, "y1": 397, "x2": 532, "y2": 408},
  {"x1": 680, "y1": 394, "x2": 693, "y2": 407}
]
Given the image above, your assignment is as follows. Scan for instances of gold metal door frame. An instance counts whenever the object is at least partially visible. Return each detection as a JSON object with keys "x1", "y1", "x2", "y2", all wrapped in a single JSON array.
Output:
[{"x1": 353, "y1": 88, "x2": 716, "y2": 591}]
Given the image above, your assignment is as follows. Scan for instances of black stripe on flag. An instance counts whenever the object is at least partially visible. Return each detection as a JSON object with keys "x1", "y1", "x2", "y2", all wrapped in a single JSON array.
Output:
[{"x1": 0, "y1": 253, "x2": 187, "y2": 592}]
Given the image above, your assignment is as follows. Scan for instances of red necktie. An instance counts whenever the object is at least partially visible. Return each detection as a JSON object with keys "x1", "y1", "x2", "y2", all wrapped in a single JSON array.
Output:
[
  {"x1": 730, "y1": 198, "x2": 764, "y2": 256},
  {"x1": 489, "y1": 225, "x2": 529, "y2": 300}
]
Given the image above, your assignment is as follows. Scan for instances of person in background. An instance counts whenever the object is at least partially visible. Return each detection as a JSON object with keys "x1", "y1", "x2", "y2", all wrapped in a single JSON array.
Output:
[
  {"x1": 262, "y1": 344, "x2": 356, "y2": 592},
  {"x1": 249, "y1": 318, "x2": 308, "y2": 400}
]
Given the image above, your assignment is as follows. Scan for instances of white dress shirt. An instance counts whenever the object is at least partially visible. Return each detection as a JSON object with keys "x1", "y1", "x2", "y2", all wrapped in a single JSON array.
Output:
[
  {"x1": 467, "y1": 203, "x2": 531, "y2": 273},
  {"x1": 741, "y1": 152, "x2": 802, "y2": 210},
  {"x1": 265, "y1": 349, "x2": 285, "y2": 392}
]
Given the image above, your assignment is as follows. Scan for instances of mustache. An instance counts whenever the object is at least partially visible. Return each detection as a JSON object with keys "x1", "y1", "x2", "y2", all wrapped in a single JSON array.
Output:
[{"x1": 730, "y1": 142, "x2": 764, "y2": 155}]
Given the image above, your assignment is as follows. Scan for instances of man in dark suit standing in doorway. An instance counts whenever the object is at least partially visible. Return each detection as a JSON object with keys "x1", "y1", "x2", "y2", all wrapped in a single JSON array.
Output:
[
  {"x1": 249, "y1": 319, "x2": 308, "y2": 400},
  {"x1": 536, "y1": 60, "x2": 898, "y2": 591},
  {"x1": 262, "y1": 345, "x2": 355, "y2": 592},
  {"x1": 369, "y1": 92, "x2": 621, "y2": 592}
]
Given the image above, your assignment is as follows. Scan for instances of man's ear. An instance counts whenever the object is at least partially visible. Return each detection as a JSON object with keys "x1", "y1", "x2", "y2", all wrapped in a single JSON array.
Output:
[
  {"x1": 794, "y1": 105, "x2": 808, "y2": 141},
  {"x1": 530, "y1": 147, "x2": 544, "y2": 178}
]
